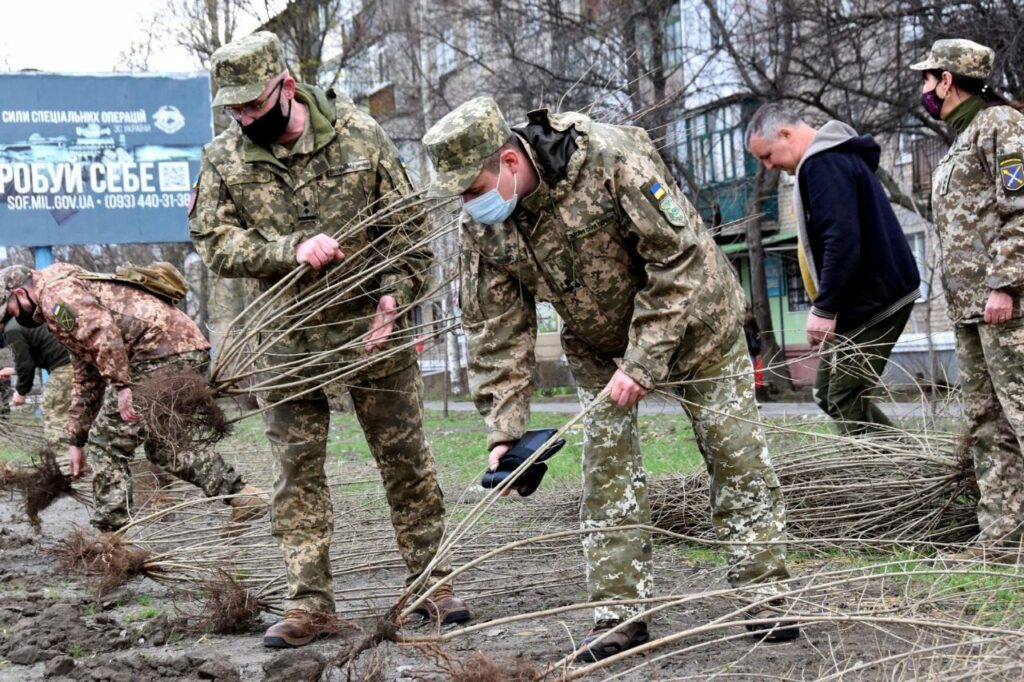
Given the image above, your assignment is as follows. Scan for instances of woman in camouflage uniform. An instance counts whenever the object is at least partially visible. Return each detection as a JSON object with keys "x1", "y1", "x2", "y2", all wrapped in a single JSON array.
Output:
[{"x1": 911, "y1": 39, "x2": 1024, "y2": 550}]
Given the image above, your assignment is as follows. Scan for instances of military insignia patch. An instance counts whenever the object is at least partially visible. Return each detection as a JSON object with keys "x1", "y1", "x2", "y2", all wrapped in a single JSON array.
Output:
[
  {"x1": 52, "y1": 302, "x2": 76, "y2": 331},
  {"x1": 999, "y1": 155, "x2": 1024, "y2": 192},
  {"x1": 645, "y1": 179, "x2": 686, "y2": 226},
  {"x1": 659, "y1": 196, "x2": 686, "y2": 227},
  {"x1": 187, "y1": 182, "x2": 198, "y2": 217}
]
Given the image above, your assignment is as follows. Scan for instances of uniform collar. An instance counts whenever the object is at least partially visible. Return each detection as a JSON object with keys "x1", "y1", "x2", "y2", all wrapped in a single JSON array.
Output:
[{"x1": 241, "y1": 84, "x2": 338, "y2": 167}]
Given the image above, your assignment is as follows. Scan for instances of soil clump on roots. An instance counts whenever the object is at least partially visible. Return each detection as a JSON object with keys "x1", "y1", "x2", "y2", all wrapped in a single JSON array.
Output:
[
  {"x1": 134, "y1": 368, "x2": 231, "y2": 459},
  {"x1": 57, "y1": 528, "x2": 155, "y2": 595},
  {"x1": 0, "y1": 449, "x2": 75, "y2": 527}
]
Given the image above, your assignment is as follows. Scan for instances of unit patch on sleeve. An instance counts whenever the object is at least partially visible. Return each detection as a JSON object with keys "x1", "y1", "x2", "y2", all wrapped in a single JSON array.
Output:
[
  {"x1": 999, "y1": 154, "x2": 1024, "y2": 192},
  {"x1": 52, "y1": 302, "x2": 76, "y2": 331},
  {"x1": 644, "y1": 179, "x2": 686, "y2": 227}
]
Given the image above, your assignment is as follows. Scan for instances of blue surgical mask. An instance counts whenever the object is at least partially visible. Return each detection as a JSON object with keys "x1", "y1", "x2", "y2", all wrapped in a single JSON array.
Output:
[{"x1": 463, "y1": 164, "x2": 517, "y2": 224}]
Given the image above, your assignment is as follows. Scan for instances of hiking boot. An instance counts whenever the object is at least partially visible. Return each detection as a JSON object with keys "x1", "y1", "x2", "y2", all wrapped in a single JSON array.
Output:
[
  {"x1": 573, "y1": 620, "x2": 650, "y2": 663},
  {"x1": 414, "y1": 583, "x2": 471, "y2": 625},
  {"x1": 745, "y1": 600, "x2": 800, "y2": 642},
  {"x1": 263, "y1": 609, "x2": 335, "y2": 649},
  {"x1": 222, "y1": 484, "x2": 269, "y2": 538}
]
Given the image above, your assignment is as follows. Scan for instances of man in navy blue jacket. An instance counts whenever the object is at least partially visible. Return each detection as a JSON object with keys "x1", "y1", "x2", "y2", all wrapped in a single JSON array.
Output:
[{"x1": 746, "y1": 104, "x2": 921, "y2": 435}]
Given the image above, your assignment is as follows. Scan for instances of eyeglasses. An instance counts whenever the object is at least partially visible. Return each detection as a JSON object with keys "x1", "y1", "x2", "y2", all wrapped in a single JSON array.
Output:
[{"x1": 223, "y1": 80, "x2": 284, "y2": 121}]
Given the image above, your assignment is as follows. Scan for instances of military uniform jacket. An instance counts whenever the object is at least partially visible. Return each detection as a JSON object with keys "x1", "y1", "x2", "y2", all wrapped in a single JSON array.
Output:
[
  {"x1": 460, "y1": 110, "x2": 744, "y2": 447},
  {"x1": 189, "y1": 85, "x2": 430, "y2": 381},
  {"x1": 31, "y1": 263, "x2": 210, "y2": 447},
  {"x1": 932, "y1": 105, "x2": 1024, "y2": 323}
]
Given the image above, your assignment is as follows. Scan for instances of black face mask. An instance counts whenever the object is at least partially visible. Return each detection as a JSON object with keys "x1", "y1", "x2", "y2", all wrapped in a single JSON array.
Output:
[
  {"x1": 15, "y1": 310, "x2": 42, "y2": 328},
  {"x1": 240, "y1": 82, "x2": 292, "y2": 146}
]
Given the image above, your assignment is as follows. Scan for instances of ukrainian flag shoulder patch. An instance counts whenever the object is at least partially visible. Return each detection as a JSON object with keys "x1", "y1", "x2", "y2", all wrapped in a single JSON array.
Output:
[
  {"x1": 643, "y1": 178, "x2": 685, "y2": 227},
  {"x1": 52, "y1": 301, "x2": 76, "y2": 331}
]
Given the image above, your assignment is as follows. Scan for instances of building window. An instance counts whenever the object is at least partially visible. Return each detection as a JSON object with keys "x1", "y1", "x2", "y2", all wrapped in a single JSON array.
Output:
[
  {"x1": 664, "y1": 5, "x2": 683, "y2": 70},
  {"x1": 466, "y1": 19, "x2": 481, "y2": 61},
  {"x1": 785, "y1": 257, "x2": 811, "y2": 311},
  {"x1": 436, "y1": 28, "x2": 457, "y2": 76},
  {"x1": 537, "y1": 302, "x2": 560, "y2": 334},
  {"x1": 673, "y1": 104, "x2": 747, "y2": 186},
  {"x1": 368, "y1": 84, "x2": 395, "y2": 117},
  {"x1": 342, "y1": 43, "x2": 389, "y2": 99},
  {"x1": 912, "y1": 136, "x2": 947, "y2": 194},
  {"x1": 905, "y1": 231, "x2": 930, "y2": 302}
]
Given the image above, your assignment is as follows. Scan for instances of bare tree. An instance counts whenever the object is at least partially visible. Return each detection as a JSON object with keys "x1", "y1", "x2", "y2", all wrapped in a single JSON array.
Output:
[{"x1": 174, "y1": 0, "x2": 242, "y2": 67}]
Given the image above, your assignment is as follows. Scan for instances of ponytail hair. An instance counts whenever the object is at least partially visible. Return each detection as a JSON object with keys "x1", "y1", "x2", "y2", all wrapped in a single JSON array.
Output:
[{"x1": 926, "y1": 69, "x2": 1024, "y2": 111}]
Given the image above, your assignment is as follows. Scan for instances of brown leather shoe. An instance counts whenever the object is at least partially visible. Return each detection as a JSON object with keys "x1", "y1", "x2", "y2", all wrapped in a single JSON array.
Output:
[
  {"x1": 745, "y1": 600, "x2": 800, "y2": 642},
  {"x1": 574, "y1": 620, "x2": 650, "y2": 663},
  {"x1": 229, "y1": 484, "x2": 269, "y2": 523},
  {"x1": 223, "y1": 484, "x2": 269, "y2": 538},
  {"x1": 414, "y1": 583, "x2": 471, "y2": 624},
  {"x1": 263, "y1": 609, "x2": 336, "y2": 649}
]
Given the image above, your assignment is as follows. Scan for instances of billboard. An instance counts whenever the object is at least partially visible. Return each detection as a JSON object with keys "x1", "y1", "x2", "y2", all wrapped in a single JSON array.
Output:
[{"x1": 0, "y1": 72, "x2": 213, "y2": 246}]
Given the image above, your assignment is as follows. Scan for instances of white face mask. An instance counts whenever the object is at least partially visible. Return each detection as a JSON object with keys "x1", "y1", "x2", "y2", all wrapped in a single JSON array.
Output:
[{"x1": 463, "y1": 163, "x2": 518, "y2": 224}]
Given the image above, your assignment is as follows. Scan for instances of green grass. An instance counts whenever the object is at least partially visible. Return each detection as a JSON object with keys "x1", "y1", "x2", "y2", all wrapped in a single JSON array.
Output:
[
  {"x1": 231, "y1": 408, "x2": 705, "y2": 484},
  {"x1": 124, "y1": 607, "x2": 161, "y2": 622},
  {"x1": 841, "y1": 551, "x2": 1024, "y2": 626},
  {"x1": 0, "y1": 443, "x2": 32, "y2": 463}
]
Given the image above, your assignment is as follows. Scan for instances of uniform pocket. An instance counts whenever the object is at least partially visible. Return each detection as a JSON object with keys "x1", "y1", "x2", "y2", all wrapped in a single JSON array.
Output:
[{"x1": 996, "y1": 320, "x2": 1024, "y2": 347}]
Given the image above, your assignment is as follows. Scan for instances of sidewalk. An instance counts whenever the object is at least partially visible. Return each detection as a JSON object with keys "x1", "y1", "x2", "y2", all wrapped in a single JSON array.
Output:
[{"x1": 424, "y1": 399, "x2": 958, "y2": 419}]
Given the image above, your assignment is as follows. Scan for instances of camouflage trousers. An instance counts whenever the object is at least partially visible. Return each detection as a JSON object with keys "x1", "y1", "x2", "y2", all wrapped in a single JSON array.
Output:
[
  {"x1": 813, "y1": 303, "x2": 912, "y2": 436},
  {"x1": 88, "y1": 351, "x2": 244, "y2": 531},
  {"x1": 956, "y1": 322, "x2": 1024, "y2": 542},
  {"x1": 576, "y1": 335, "x2": 790, "y2": 624},
  {"x1": 43, "y1": 364, "x2": 74, "y2": 448},
  {"x1": 262, "y1": 362, "x2": 449, "y2": 614}
]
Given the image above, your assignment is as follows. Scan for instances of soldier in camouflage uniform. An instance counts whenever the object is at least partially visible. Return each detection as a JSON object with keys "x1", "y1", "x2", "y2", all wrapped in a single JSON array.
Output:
[
  {"x1": 422, "y1": 97, "x2": 797, "y2": 660},
  {"x1": 1, "y1": 317, "x2": 72, "y2": 446},
  {"x1": 0, "y1": 263, "x2": 266, "y2": 530},
  {"x1": 189, "y1": 32, "x2": 468, "y2": 648},
  {"x1": 911, "y1": 40, "x2": 1024, "y2": 549}
]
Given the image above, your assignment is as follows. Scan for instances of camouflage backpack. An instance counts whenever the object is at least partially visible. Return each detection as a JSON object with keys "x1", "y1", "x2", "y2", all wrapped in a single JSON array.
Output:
[{"x1": 78, "y1": 261, "x2": 190, "y2": 305}]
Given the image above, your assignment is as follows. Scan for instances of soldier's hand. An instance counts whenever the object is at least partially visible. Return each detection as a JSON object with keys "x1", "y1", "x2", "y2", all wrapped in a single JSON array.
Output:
[
  {"x1": 488, "y1": 443, "x2": 513, "y2": 496},
  {"x1": 984, "y1": 289, "x2": 1014, "y2": 324},
  {"x1": 117, "y1": 387, "x2": 142, "y2": 423},
  {"x1": 11, "y1": 392, "x2": 26, "y2": 407},
  {"x1": 365, "y1": 295, "x2": 398, "y2": 351},
  {"x1": 296, "y1": 234, "x2": 344, "y2": 270},
  {"x1": 68, "y1": 445, "x2": 87, "y2": 478},
  {"x1": 806, "y1": 312, "x2": 837, "y2": 348},
  {"x1": 0, "y1": 367, "x2": 14, "y2": 379},
  {"x1": 606, "y1": 369, "x2": 648, "y2": 408}
]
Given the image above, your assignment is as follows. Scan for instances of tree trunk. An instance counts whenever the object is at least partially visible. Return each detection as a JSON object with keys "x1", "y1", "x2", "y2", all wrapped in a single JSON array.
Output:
[{"x1": 745, "y1": 165, "x2": 793, "y2": 394}]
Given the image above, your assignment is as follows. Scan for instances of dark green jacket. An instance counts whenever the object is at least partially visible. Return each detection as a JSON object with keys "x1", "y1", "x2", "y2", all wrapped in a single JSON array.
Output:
[{"x1": 3, "y1": 319, "x2": 71, "y2": 395}]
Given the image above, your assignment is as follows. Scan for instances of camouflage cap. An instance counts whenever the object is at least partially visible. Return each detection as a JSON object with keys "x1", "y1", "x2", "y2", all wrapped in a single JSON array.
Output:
[
  {"x1": 910, "y1": 39, "x2": 995, "y2": 80},
  {"x1": 422, "y1": 96, "x2": 513, "y2": 197},
  {"x1": 0, "y1": 265, "x2": 32, "y2": 316},
  {"x1": 210, "y1": 32, "x2": 289, "y2": 108}
]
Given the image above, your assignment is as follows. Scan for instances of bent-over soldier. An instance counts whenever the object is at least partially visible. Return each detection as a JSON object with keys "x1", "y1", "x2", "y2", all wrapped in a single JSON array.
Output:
[
  {"x1": 423, "y1": 97, "x2": 797, "y2": 660},
  {"x1": 0, "y1": 263, "x2": 266, "y2": 531}
]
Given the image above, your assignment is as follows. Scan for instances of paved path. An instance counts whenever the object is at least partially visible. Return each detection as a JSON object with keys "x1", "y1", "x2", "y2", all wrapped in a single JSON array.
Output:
[{"x1": 425, "y1": 399, "x2": 959, "y2": 419}]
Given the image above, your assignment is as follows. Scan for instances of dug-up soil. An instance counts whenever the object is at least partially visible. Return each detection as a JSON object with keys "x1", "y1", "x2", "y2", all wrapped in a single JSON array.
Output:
[{"x1": 0, "y1": 466, "x2": 1011, "y2": 682}]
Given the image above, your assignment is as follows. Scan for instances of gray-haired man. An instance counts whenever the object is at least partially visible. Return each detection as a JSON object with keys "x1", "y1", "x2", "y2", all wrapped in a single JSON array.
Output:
[{"x1": 746, "y1": 104, "x2": 921, "y2": 436}]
